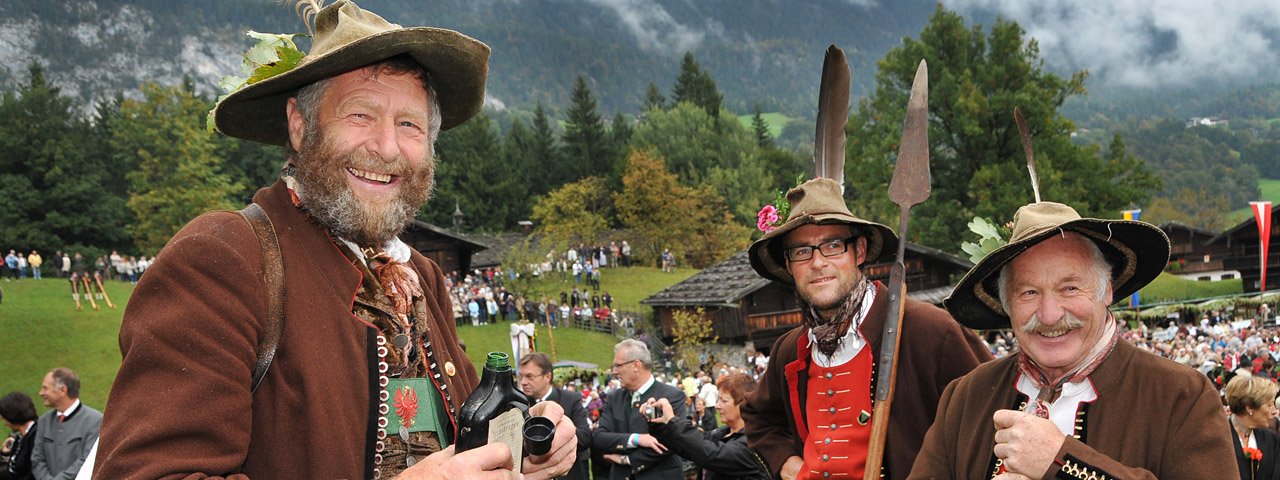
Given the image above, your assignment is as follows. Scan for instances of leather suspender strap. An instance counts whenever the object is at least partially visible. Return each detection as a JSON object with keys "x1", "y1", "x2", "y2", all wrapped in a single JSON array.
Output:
[{"x1": 238, "y1": 203, "x2": 285, "y2": 394}]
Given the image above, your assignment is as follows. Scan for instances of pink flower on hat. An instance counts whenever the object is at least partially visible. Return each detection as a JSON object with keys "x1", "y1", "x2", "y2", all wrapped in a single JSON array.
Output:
[{"x1": 757, "y1": 204, "x2": 780, "y2": 232}]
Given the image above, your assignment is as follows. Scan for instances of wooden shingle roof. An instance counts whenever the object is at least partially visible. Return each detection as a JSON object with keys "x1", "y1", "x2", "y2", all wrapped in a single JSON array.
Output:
[
  {"x1": 641, "y1": 251, "x2": 769, "y2": 308},
  {"x1": 642, "y1": 243, "x2": 973, "y2": 308}
]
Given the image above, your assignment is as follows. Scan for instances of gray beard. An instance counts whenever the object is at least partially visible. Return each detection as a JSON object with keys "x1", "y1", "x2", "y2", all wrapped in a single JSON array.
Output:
[
  {"x1": 289, "y1": 133, "x2": 434, "y2": 247},
  {"x1": 293, "y1": 176, "x2": 416, "y2": 247}
]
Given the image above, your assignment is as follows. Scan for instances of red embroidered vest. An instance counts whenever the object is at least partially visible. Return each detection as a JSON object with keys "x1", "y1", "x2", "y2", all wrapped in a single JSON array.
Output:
[{"x1": 799, "y1": 346, "x2": 874, "y2": 480}]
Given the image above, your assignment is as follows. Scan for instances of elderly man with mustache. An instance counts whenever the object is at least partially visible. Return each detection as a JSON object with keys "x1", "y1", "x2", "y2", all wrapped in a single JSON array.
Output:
[{"x1": 908, "y1": 202, "x2": 1236, "y2": 480}]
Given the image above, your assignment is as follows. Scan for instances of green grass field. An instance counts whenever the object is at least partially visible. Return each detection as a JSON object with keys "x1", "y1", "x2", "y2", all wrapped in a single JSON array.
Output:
[
  {"x1": 454, "y1": 322, "x2": 618, "y2": 380},
  {"x1": 1225, "y1": 178, "x2": 1280, "y2": 224},
  {"x1": 517, "y1": 265, "x2": 698, "y2": 308},
  {"x1": 736, "y1": 112, "x2": 797, "y2": 138},
  {"x1": 0, "y1": 278, "x2": 132, "y2": 414},
  {"x1": 1137, "y1": 272, "x2": 1243, "y2": 304},
  {"x1": 0, "y1": 268, "x2": 689, "y2": 415}
]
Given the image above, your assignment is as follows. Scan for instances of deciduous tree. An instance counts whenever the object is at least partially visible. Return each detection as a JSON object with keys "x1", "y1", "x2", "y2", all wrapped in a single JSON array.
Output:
[
  {"x1": 116, "y1": 83, "x2": 242, "y2": 253},
  {"x1": 531, "y1": 176, "x2": 610, "y2": 251},
  {"x1": 846, "y1": 5, "x2": 1158, "y2": 251},
  {"x1": 613, "y1": 150, "x2": 748, "y2": 268},
  {"x1": 671, "y1": 307, "x2": 717, "y2": 369}
]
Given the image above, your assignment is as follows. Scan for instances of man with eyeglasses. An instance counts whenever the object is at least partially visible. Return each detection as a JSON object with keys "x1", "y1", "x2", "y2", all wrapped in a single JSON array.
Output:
[
  {"x1": 519, "y1": 352, "x2": 591, "y2": 480},
  {"x1": 593, "y1": 339, "x2": 687, "y2": 479},
  {"x1": 742, "y1": 178, "x2": 991, "y2": 480}
]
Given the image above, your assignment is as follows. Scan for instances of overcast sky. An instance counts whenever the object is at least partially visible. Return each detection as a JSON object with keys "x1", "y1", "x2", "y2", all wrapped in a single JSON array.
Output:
[{"x1": 950, "y1": 0, "x2": 1280, "y2": 88}]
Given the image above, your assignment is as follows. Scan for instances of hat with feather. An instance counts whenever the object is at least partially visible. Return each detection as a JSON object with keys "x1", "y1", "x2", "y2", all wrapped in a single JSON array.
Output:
[
  {"x1": 747, "y1": 46, "x2": 898, "y2": 285},
  {"x1": 748, "y1": 178, "x2": 898, "y2": 285},
  {"x1": 211, "y1": 0, "x2": 489, "y2": 146},
  {"x1": 943, "y1": 109, "x2": 1169, "y2": 330}
]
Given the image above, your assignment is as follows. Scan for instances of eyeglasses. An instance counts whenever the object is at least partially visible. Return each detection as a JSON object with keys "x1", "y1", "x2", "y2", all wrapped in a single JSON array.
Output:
[
  {"x1": 785, "y1": 237, "x2": 857, "y2": 262},
  {"x1": 518, "y1": 372, "x2": 550, "y2": 381},
  {"x1": 611, "y1": 359, "x2": 637, "y2": 371}
]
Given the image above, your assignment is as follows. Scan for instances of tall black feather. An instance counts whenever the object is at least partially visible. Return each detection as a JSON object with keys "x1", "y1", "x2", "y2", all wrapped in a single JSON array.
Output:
[
  {"x1": 814, "y1": 45, "x2": 850, "y2": 190},
  {"x1": 1014, "y1": 107, "x2": 1041, "y2": 203}
]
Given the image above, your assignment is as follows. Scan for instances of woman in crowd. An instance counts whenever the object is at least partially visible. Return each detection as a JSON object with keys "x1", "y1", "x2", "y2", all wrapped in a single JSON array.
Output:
[
  {"x1": 644, "y1": 373, "x2": 769, "y2": 480},
  {"x1": 691, "y1": 396, "x2": 717, "y2": 432},
  {"x1": 1226, "y1": 372, "x2": 1280, "y2": 480},
  {"x1": 0, "y1": 391, "x2": 38, "y2": 480}
]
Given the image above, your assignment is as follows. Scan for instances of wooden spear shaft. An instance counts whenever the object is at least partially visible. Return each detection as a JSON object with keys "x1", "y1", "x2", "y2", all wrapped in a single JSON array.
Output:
[{"x1": 864, "y1": 59, "x2": 930, "y2": 480}]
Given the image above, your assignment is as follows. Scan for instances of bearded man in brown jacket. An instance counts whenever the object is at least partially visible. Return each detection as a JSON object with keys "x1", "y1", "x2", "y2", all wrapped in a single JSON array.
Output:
[{"x1": 94, "y1": 2, "x2": 577, "y2": 478}]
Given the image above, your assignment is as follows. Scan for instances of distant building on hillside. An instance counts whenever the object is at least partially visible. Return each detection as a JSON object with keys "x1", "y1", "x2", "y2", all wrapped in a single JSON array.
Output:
[
  {"x1": 1186, "y1": 117, "x2": 1229, "y2": 128},
  {"x1": 400, "y1": 220, "x2": 488, "y2": 277},
  {"x1": 1161, "y1": 222, "x2": 1237, "y2": 281},
  {"x1": 1208, "y1": 203, "x2": 1280, "y2": 293},
  {"x1": 642, "y1": 244, "x2": 973, "y2": 350}
]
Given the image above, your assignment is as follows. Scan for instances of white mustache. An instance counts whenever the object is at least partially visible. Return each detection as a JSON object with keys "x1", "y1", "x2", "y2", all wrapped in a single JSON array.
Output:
[{"x1": 1021, "y1": 311, "x2": 1086, "y2": 336}]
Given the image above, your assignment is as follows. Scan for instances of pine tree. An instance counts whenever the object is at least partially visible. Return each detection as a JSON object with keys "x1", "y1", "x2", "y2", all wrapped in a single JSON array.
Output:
[
  {"x1": 608, "y1": 112, "x2": 633, "y2": 166},
  {"x1": 0, "y1": 62, "x2": 131, "y2": 254},
  {"x1": 562, "y1": 75, "x2": 613, "y2": 181},
  {"x1": 644, "y1": 82, "x2": 666, "y2": 111},
  {"x1": 427, "y1": 113, "x2": 520, "y2": 231},
  {"x1": 751, "y1": 104, "x2": 773, "y2": 149},
  {"x1": 671, "y1": 52, "x2": 722, "y2": 120},
  {"x1": 530, "y1": 103, "x2": 566, "y2": 188}
]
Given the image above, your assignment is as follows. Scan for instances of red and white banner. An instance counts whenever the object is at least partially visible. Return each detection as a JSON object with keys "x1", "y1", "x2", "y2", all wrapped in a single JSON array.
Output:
[{"x1": 1251, "y1": 201, "x2": 1272, "y2": 292}]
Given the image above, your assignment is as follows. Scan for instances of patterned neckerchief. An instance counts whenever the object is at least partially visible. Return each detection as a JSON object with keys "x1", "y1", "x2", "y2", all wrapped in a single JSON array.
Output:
[
  {"x1": 800, "y1": 276, "x2": 872, "y2": 358},
  {"x1": 1016, "y1": 314, "x2": 1119, "y2": 419}
]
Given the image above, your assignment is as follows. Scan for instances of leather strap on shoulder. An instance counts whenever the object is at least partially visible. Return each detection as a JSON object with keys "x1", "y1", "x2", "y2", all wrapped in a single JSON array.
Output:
[{"x1": 238, "y1": 203, "x2": 285, "y2": 394}]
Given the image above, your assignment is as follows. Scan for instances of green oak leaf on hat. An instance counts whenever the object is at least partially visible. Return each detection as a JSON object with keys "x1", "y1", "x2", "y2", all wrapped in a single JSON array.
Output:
[
  {"x1": 748, "y1": 177, "x2": 899, "y2": 285},
  {"x1": 211, "y1": 0, "x2": 490, "y2": 146},
  {"x1": 944, "y1": 201, "x2": 1170, "y2": 330}
]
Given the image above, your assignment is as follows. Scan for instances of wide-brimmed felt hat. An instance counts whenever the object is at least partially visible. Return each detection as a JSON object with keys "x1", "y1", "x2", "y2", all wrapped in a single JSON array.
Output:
[
  {"x1": 944, "y1": 201, "x2": 1169, "y2": 330},
  {"x1": 748, "y1": 178, "x2": 898, "y2": 285},
  {"x1": 212, "y1": 0, "x2": 490, "y2": 146}
]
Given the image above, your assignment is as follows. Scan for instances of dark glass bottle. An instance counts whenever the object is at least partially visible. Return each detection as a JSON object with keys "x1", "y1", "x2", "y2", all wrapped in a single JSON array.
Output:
[{"x1": 455, "y1": 352, "x2": 530, "y2": 452}]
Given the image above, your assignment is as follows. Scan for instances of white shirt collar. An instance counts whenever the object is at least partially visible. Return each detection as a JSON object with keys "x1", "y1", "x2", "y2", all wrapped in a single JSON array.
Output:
[
  {"x1": 808, "y1": 282, "x2": 877, "y2": 368},
  {"x1": 538, "y1": 389, "x2": 554, "y2": 403},
  {"x1": 1015, "y1": 374, "x2": 1098, "y2": 435},
  {"x1": 634, "y1": 374, "x2": 656, "y2": 396},
  {"x1": 59, "y1": 399, "x2": 81, "y2": 418},
  {"x1": 338, "y1": 236, "x2": 411, "y2": 264}
]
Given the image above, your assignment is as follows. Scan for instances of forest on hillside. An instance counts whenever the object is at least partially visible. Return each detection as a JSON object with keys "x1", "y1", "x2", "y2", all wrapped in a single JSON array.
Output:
[{"x1": 1, "y1": 3, "x2": 1276, "y2": 271}]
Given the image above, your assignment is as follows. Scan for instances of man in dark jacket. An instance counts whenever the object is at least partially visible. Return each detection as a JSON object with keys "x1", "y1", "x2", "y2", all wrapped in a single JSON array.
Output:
[
  {"x1": 742, "y1": 178, "x2": 991, "y2": 480},
  {"x1": 593, "y1": 339, "x2": 687, "y2": 479},
  {"x1": 519, "y1": 352, "x2": 591, "y2": 480}
]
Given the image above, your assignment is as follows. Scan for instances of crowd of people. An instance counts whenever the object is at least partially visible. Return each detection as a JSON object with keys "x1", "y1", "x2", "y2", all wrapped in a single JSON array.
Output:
[
  {"x1": 3, "y1": 1, "x2": 1273, "y2": 478},
  {"x1": 444, "y1": 267, "x2": 632, "y2": 334},
  {"x1": 1, "y1": 249, "x2": 151, "y2": 284}
]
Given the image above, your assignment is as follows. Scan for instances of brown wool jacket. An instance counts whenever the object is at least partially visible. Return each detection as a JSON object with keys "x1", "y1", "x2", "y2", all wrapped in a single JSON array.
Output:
[
  {"x1": 95, "y1": 180, "x2": 478, "y2": 479},
  {"x1": 908, "y1": 340, "x2": 1238, "y2": 480},
  {"x1": 742, "y1": 282, "x2": 992, "y2": 480}
]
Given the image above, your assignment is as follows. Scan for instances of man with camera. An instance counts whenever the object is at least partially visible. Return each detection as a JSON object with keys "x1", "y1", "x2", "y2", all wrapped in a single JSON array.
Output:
[{"x1": 592, "y1": 339, "x2": 687, "y2": 479}]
